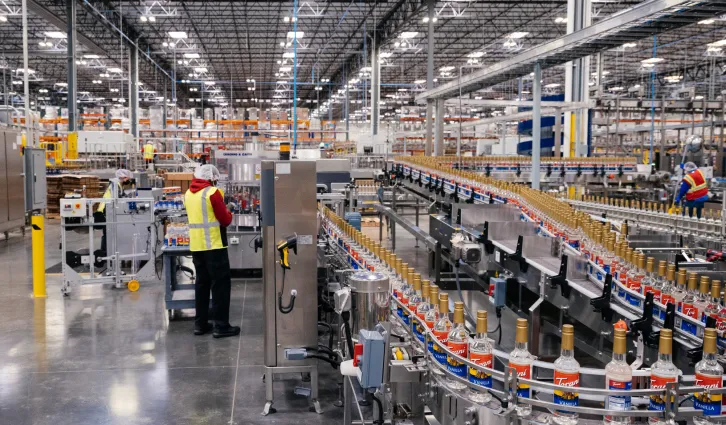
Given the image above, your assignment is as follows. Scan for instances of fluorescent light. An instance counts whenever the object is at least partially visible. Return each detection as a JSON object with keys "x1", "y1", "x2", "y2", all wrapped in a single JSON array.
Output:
[
  {"x1": 45, "y1": 31, "x2": 66, "y2": 39},
  {"x1": 380, "y1": 52, "x2": 393, "y2": 58},
  {"x1": 283, "y1": 52, "x2": 295, "y2": 58},
  {"x1": 708, "y1": 39, "x2": 726, "y2": 47},
  {"x1": 422, "y1": 17, "x2": 437, "y2": 23},
  {"x1": 414, "y1": 79, "x2": 426, "y2": 84},
  {"x1": 148, "y1": 16, "x2": 156, "y2": 22},
  {"x1": 399, "y1": 32, "x2": 419, "y2": 39},
  {"x1": 0, "y1": 16, "x2": 7, "y2": 22},
  {"x1": 554, "y1": 17, "x2": 567, "y2": 24},
  {"x1": 15, "y1": 68, "x2": 35, "y2": 74},
  {"x1": 641, "y1": 57, "x2": 665, "y2": 64},
  {"x1": 440, "y1": 66, "x2": 455, "y2": 72},
  {"x1": 695, "y1": 95, "x2": 704, "y2": 100},
  {"x1": 699, "y1": 19, "x2": 715, "y2": 25},
  {"x1": 279, "y1": 66, "x2": 292, "y2": 72},
  {"x1": 622, "y1": 42, "x2": 637, "y2": 48},
  {"x1": 467, "y1": 51, "x2": 485, "y2": 58},
  {"x1": 609, "y1": 86, "x2": 624, "y2": 91},
  {"x1": 544, "y1": 83, "x2": 560, "y2": 88},
  {"x1": 55, "y1": 82, "x2": 68, "y2": 87},
  {"x1": 107, "y1": 67, "x2": 122, "y2": 73},
  {"x1": 139, "y1": 16, "x2": 148, "y2": 22},
  {"x1": 168, "y1": 31, "x2": 188, "y2": 39},
  {"x1": 508, "y1": 32, "x2": 528, "y2": 39},
  {"x1": 194, "y1": 67, "x2": 208, "y2": 73},
  {"x1": 287, "y1": 31, "x2": 304, "y2": 39},
  {"x1": 184, "y1": 53, "x2": 200, "y2": 59}
]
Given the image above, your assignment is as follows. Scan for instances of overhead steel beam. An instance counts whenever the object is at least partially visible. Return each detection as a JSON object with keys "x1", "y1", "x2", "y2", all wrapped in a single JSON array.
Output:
[
  {"x1": 415, "y1": 0, "x2": 726, "y2": 102},
  {"x1": 27, "y1": 0, "x2": 106, "y2": 57},
  {"x1": 444, "y1": 99, "x2": 590, "y2": 108}
]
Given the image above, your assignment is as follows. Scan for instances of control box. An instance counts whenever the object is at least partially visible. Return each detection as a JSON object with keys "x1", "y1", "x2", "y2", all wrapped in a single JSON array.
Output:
[
  {"x1": 60, "y1": 199, "x2": 87, "y2": 218},
  {"x1": 489, "y1": 277, "x2": 507, "y2": 308},
  {"x1": 357, "y1": 329, "x2": 385, "y2": 389}
]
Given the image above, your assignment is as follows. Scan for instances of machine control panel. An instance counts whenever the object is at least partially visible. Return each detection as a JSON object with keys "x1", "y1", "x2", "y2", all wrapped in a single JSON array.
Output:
[{"x1": 60, "y1": 199, "x2": 87, "y2": 218}]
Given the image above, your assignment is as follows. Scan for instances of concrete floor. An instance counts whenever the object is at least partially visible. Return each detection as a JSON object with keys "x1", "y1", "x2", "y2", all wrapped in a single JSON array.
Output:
[{"x1": 0, "y1": 220, "x2": 344, "y2": 425}]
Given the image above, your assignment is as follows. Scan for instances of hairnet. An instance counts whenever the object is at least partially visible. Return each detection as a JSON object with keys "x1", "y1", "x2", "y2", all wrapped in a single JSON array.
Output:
[
  {"x1": 116, "y1": 169, "x2": 133, "y2": 179},
  {"x1": 194, "y1": 164, "x2": 221, "y2": 181},
  {"x1": 684, "y1": 162, "x2": 697, "y2": 173}
]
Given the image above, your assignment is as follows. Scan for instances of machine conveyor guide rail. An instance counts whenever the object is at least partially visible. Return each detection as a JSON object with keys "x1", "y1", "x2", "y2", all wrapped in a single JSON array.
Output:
[{"x1": 319, "y1": 206, "x2": 726, "y2": 423}]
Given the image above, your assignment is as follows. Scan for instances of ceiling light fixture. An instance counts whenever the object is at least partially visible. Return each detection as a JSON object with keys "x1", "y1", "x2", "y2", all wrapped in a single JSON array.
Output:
[
  {"x1": 641, "y1": 57, "x2": 665, "y2": 64},
  {"x1": 168, "y1": 31, "x2": 188, "y2": 39},
  {"x1": 414, "y1": 79, "x2": 426, "y2": 84},
  {"x1": 508, "y1": 32, "x2": 529, "y2": 39},
  {"x1": 0, "y1": 16, "x2": 7, "y2": 22},
  {"x1": 422, "y1": 17, "x2": 438, "y2": 23},
  {"x1": 554, "y1": 17, "x2": 567, "y2": 24},
  {"x1": 107, "y1": 67, "x2": 122, "y2": 73},
  {"x1": 467, "y1": 51, "x2": 485, "y2": 58},
  {"x1": 699, "y1": 19, "x2": 715, "y2": 25},
  {"x1": 399, "y1": 32, "x2": 419, "y2": 39},
  {"x1": 44, "y1": 31, "x2": 67, "y2": 39},
  {"x1": 194, "y1": 67, "x2": 208, "y2": 73},
  {"x1": 184, "y1": 53, "x2": 200, "y2": 59},
  {"x1": 287, "y1": 31, "x2": 304, "y2": 39},
  {"x1": 283, "y1": 52, "x2": 295, "y2": 58}
]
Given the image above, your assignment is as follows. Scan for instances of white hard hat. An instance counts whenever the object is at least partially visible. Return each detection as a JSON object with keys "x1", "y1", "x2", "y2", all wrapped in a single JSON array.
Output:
[
  {"x1": 684, "y1": 162, "x2": 697, "y2": 173},
  {"x1": 194, "y1": 164, "x2": 221, "y2": 181},
  {"x1": 115, "y1": 169, "x2": 133, "y2": 180}
]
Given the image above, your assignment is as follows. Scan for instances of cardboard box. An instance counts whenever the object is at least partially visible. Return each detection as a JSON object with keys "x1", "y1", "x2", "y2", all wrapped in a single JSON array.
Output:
[{"x1": 164, "y1": 172, "x2": 194, "y2": 193}]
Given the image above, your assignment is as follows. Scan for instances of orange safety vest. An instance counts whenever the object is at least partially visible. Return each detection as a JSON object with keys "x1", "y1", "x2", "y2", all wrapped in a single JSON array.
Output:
[{"x1": 684, "y1": 169, "x2": 708, "y2": 201}]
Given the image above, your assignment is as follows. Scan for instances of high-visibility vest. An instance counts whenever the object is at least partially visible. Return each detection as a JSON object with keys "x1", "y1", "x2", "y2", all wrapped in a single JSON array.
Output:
[
  {"x1": 185, "y1": 187, "x2": 226, "y2": 251},
  {"x1": 143, "y1": 143, "x2": 155, "y2": 160},
  {"x1": 684, "y1": 169, "x2": 708, "y2": 201},
  {"x1": 97, "y1": 180, "x2": 122, "y2": 213}
]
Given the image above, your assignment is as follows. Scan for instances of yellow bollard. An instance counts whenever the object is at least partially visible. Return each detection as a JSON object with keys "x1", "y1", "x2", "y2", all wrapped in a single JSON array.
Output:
[{"x1": 31, "y1": 214, "x2": 46, "y2": 298}]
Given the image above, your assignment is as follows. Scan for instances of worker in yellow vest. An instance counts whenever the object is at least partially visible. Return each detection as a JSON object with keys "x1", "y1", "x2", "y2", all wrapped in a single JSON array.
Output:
[
  {"x1": 184, "y1": 164, "x2": 239, "y2": 338},
  {"x1": 142, "y1": 142, "x2": 156, "y2": 164}
]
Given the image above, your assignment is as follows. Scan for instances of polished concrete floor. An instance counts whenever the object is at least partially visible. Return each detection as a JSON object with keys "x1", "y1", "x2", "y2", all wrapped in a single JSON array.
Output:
[{"x1": 0, "y1": 221, "x2": 344, "y2": 425}]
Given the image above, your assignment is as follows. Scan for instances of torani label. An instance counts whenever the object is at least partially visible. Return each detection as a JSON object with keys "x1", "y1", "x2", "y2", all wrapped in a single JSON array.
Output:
[
  {"x1": 447, "y1": 341, "x2": 468, "y2": 377},
  {"x1": 649, "y1": 374, "x2": 676, "y2": 412},
  {"x1": 554, "y1": 370, "x2": 580, "y2": 410},
  {"x1": 694, "y1": 373, "x2": 723, "y2": 416},
  {"x1": 432, "y1": 329, "x2": 449, "y2": 365},
  {"x1": 469, "y1": 352, "x2": 493, "y2": 388},
  {"x1": 510, "y1": 362, "x2": 531, "y2": 399}
]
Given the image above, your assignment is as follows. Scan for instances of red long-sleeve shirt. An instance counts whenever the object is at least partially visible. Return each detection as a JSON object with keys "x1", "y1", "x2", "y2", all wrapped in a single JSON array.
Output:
[{"x1": 188, "y1": 178, "x2": 233, "y2": 227}]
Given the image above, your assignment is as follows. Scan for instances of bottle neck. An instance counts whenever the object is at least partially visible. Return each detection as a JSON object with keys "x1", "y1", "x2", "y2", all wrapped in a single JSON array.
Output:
[
  {"x1": 515, "y1": 341, "x2": 528, "y2": 352},
  {"x1": 658, "y1": 352, "x2": 672, "y2": 363},
  {"x1": 612, "y1": 352, "x2": 626, "y2": 363},
  {"x1": 559, "y1": 348, "x2": 574, "y2": 358},
  {"x1": 703, "y1": 351, "x2": 718, "y2": 362},
  {"x1": 476, "y1": 332, "x2": 488, "y2": 341}
]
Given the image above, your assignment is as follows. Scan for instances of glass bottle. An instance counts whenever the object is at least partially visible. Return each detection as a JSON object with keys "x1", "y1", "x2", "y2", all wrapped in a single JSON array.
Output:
[
  {"x1": 705, "y1": 280, "x2": 721, "y2": 321},
  {"x1": 509, "y1": 318, "x2": 534, "y2": 417},
  {"x1": 718, "y1": 289, "x2": 726, "y2": 347},
  {"x1": 617, "y1": 247, "x2": 632, "y2": 300},
  {"x1": 415, "y1": 281, "x2": 431, "y2": 344},
  {"x1": 404, "y1": 274, "x2": 422, "y2": 328},
  {"x1": 648, "y1": 329, "x2": 680, "y2": 425},
  {"x1": 552, "y1": 324, "x2": 580, "y2": 425},
  {"x1": 446, "y1": 302, "x2": 469, "y2": 390},
  {"x1": 694, "y1": 328, "x2": 723, "y2": 424},
  {"x1": 695, "y1": 276, "x2": 712, "y2": 324},
  {"x1": 680, "y1": 273, "x2": 700, "y2": 336},
  {"x1": 399, "y1": 267, "x2": 416, "y2": 322},
  {"x1": 672, "y1": 269, "x2": 688, "y2": 311},
  {"x1": 468, "y1": 310, "x2": 493, "y2": 404},
  {"x1": 612, "y1": 242, "x2": 623, "y2": 282},
  {"x1": 431, "y1": 293, "x2": 452, "y2": 373},
  {"x1": 626, "y1": 252, "x2": 644, "y2": 307},
  {"x1": 600, "y1": 236, "x2": 616, "y2": 279},
  {"x1": 604, "y1": 328, "x2": 632, "y2": 425},
  {"x1": 641, "y1": 257, "x2": 661, "y2": 304},
  {"x1": 659, "y1": 264, "x2": 676, "y2": 320},
  {"x1": 396, "y1": 264, "x2": 410, "y2": 318},
  {"x1": 425, "y1": 286, "x2": 440, "y2": 355}
]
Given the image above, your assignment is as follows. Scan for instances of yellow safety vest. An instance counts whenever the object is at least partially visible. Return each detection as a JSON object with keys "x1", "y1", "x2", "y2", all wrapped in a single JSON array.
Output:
[
  {"x1": 143, "y1": 144, "x2": 155, "y2": 160},
  {"x1": 97, "y1": 180, "x2": 122, "y2": 213},
  {"x1": 185, "y1": 187, "x2": 226, "y2": 251}
]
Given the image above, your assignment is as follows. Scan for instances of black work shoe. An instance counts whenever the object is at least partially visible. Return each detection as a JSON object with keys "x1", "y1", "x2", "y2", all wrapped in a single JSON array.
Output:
[
  {"x1": 194, "y1": 322, "x2": 213, "y2": 336},
  {"x1": 213, "y1": 326, "x2": 241, "y2": 339}
]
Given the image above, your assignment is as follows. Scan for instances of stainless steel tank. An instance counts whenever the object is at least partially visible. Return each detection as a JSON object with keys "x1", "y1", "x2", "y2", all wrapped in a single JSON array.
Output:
[
  {"x1": 229, "y1": 161, "x2": 258, "y2": 182},
  {"x1": 348, "y1": 271, "x2": 390, "y2": 336}
]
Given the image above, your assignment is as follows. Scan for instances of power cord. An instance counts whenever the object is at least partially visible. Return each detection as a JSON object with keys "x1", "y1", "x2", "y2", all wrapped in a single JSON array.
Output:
[
  {"x1": 370, "y1": 393, "x2": 384, "y2": 425},
  {"x1": 278, "y1": 268, "x2": 297, "y2": 314}
]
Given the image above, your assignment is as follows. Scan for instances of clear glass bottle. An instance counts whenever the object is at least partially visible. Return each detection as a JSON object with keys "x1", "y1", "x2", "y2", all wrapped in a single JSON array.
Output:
[
  {"x1": 694, "y1": 328, "x2": 723, "y2": 424},
  {"x1": 672, "y1": 269, "x2": 688, "y2": 312},
  {"x1": 431, "y1": 292, "x2": 452, "y2": 374},
  {"x1": 399, "y1": 267, "x2": 416, "y2": 321},
  {"x1": 705, "y1": 280, "x2": 721, "y2": 321},
  {"x1": 625, "y1": 252, "x2": 644, "y2": 307},
  {"x1": 695, "y1": 276, "x2": 712, "y2": 324},
  {"x1": 648, "y1": 329, "x2": 680, "y2": 424},
  {"x1": 604, "y1": 328, "x2": 632, "y2": 425},
  {"x1": 446, "y1": 302, "x2": 469, "y2": 390},
  {"x1": 509, "y1": 318, "x2": 534, "y2": 417},
  {"x1": 468, "y1": 310, "x2": 493, "y2": 404},
  {"x1": 395, "y1": 263, "x2": 410, "y2": 318},
  {"x1": 617, "y1": 247, "x2": 633, "y2": 300},
  {"x1": 405, "y1": 275, "x2": 422, "y2": 328},
  {"x1": 415, "y1": 281, "x2": 431, "y2": 344},
  {"x1": 425, "y1": 286, "x2": 440, "y2": 355},
  {"x1": 641, "y1": 257, "x2": 661, "y2": 303},
  {"x1": 659, "y1": 264, "x2": 676, "y2": 320},
  {"x1": 600, "y1": 236, "x2": 616, "y2": 279},
  {"x1": 681, "y1": 273, "x2": 701, "y2": 336},
  {"x1": 552, "y1": 324, "x2": 580, "y2": 425}
]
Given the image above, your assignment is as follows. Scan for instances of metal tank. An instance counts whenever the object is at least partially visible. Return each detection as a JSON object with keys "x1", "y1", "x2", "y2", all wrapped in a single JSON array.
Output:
[{"x1": 348, "y1": 271, "x2": 390, "y2": 336}]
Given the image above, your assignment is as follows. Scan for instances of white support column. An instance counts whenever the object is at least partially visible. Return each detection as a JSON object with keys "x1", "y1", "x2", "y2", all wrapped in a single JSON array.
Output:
[
  {"x1": 371, "y1": 45, "x2": 380, "y2": 138},
  {"x1": 22, "y1": 0, "x2": 31, "y2": 144},
  {"x1": 532, "y1": 63, "x2": 542, "y2": 190},
  {"x1": 424, "y1": 0, "x2": 435, "y2": 156},
  {"x1": 554, "y1": 108, "x2": 562, "y2": 158},
  {"x1": 564, "y1": 0, "x2": 591, "y2": 158},
  {"x1": 66, "y1": 0, "x2": 77, "y2": 134},
  {"x1": 434, "y1": 99, "x2": 444, "y2": 155},
  {"x1": 129, "y1": 46, "x2": 139, "y2": 140}
]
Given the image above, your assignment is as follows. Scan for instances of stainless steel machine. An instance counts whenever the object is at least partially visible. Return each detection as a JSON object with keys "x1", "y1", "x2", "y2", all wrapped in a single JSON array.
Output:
[{"x1": 261, "y1": 160, "x2": 321, "y2": 415}]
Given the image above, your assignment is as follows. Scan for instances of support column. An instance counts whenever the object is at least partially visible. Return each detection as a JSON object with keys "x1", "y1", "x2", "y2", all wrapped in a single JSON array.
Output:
[
  {"x1": 129, "y1": 45, "x2": 139, "y2": 140},
  {"x1": 424, "y1": 0, "x2": 435, "y2": 156},
  {"x1": 719, "y1": 99, "x2": 725, "y2": 177},
  {"x1": 66, "y1": 0, "x2": 77, "y2": 134},
  {"x1": 22, "y1": 0, "x2": 31, "y2": 145},
  {"x1": 370, "y1": 45, "x2": 380, "y2": 139},
  {"x1": 554, "y1": 108, "x2": 562, "y2": 158},
  {"x1": 345, "y1": 80, "x2": 350, "y2": 142},
  {"x1": 434, "y1": 99, "x2": 444, "y2": 155},
  {"x1": 564, "y1": 0, "x2": 591, "y2": 158},
  {"x1": 532, "y1": 63, "x2": 542, "y2": 190}
]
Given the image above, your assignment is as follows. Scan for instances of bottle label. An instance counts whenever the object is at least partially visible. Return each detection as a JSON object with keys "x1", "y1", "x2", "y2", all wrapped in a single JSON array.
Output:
[
  {"x1": 554, "y1": 370, "x2": 580, "y2": 410},
  {"x1": 694, "y1": 373, "x2": 723, "y2": 415},
  {"x1": 425, "y1": 319, "x2": 436, "y2": 352},
  {"x1": 649, "y1": 374, "x2": 676, "y2": 411},
  {"x1": 661, "y1": 294, "x2": 675, "y2": 308},
  {"x1": 681, "y1": 303, "x2": 699, "y2": 336},
  {"x1": 469, "y1": 352, "x2": 493, "y2": 388},
  {"x1": 509, "y1": 362, "x2": 531, "y2": 399},
  {"x1": 643, "y1": 286, "x2": 661, "y2": 303},
  {"x1": 432, "y1": 329, "x2": 449, "y2": 365},
  {"x1": 447, "y1": 341, "x2": 468, "y2": 377},
  {"x1": 606, "y1": 379, "x2": 632, "y2": 412}
]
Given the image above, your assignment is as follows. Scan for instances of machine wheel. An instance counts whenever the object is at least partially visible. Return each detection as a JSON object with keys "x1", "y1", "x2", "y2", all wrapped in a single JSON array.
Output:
[{"x1": 127, "y1": 280, "x2": 140, "y2": 292}]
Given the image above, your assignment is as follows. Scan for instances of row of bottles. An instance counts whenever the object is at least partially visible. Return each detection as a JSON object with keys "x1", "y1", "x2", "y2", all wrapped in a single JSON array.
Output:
[
  {"x1": 321, "y1": 203, "x2": 721, "y2": 423},
  {"x1": 582, "y1": 194, "x2": 723, "y2": 220}
]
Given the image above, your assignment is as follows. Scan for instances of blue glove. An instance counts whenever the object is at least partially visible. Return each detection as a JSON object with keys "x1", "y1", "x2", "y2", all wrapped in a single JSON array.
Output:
[{"x1": 675, "y1": 196, "x2": 681, "y2": 204}]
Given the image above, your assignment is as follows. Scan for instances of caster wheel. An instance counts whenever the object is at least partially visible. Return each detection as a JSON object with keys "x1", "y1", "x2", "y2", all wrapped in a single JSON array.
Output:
[
  {"x1": 127, "y1": 280, "x2": 140, "y2": 292},
  {"x1": 168, "y1": 310, "x2": 175, "y2": 321}
]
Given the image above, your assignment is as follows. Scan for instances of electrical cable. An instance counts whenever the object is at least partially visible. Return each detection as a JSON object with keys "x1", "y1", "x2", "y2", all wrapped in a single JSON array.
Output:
[
  {"x1": 305, "y1": 353, "x2": 340, "y2": 369},
  {"x1": 278, "y1": 268, "x2": 296, "y2": 314},
  {"x1": 341, "y1": 311, "x2": 355, "y2": 358},
  {"x1": 369, "y1": 393, "x2": 384, "y2": 425},
  {"x1": 317, "y1": 321, "x2": 335, "y2": 349}
]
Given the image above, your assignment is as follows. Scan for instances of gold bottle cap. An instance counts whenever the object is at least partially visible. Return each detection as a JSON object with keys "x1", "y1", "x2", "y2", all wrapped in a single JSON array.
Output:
[
  {"x1": 712, "y1": 280, "x2": 721, "y2": 299},
  {"x1": 657, "y1": 261, "x2": 667, "y2": 278},
  {"x1": 413, "y1": 276, "x2": 422, "y2": 290},
  {"x1": 666, "y1": 265, "x2": 675, "y2": 281},
  {"x1": 700, "y1": 276, "x2": 711, "y2": 295},
  {"x1": 421, "y1": 281, "x2": 430, "y2": 299},
  {"x1": 439, "y1": 292, "x2": 449, "y2": 314},
  {"x1": 677, "y1": 269, "x2": 686, "y2": 286},
  {"x1": 429, "y1": 285, "x2": 439, "y2": 303},
  {"x1": 637, "y1": 253, "x2": 645, "y2": 269},
  {"x1": 659, "y1": 329, "x2": 673, "y2": 355},
  {"x1": 453, "y1": 302, "x2": 465, "y2": 324},
  {"x1": 476, "y1": 310, "x2": 488, "y2": 334},
  {"x1": 687, "y1": 273, "x2": 698, "y2": 290},
  {"x1": 613, "y1": 328, "x2": 627, "y2": 354},
  {"x1": 515, "y1": 318, "x2": 528, "y2": 343},
  {"x1": 704, "y1": 328, "x2": 718, "y2": 354},
  {"x1": 646, "y1": 258, "x2": 655, "y2": 273},
  {"x1": 561, "y1": 324, "x2": 574, "y2": 351}
]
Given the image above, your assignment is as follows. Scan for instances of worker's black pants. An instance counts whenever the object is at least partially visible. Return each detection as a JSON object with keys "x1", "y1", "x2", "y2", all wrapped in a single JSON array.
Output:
[{"x1": 192, "y1": 248, "x2": 232, "y2": 329}]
